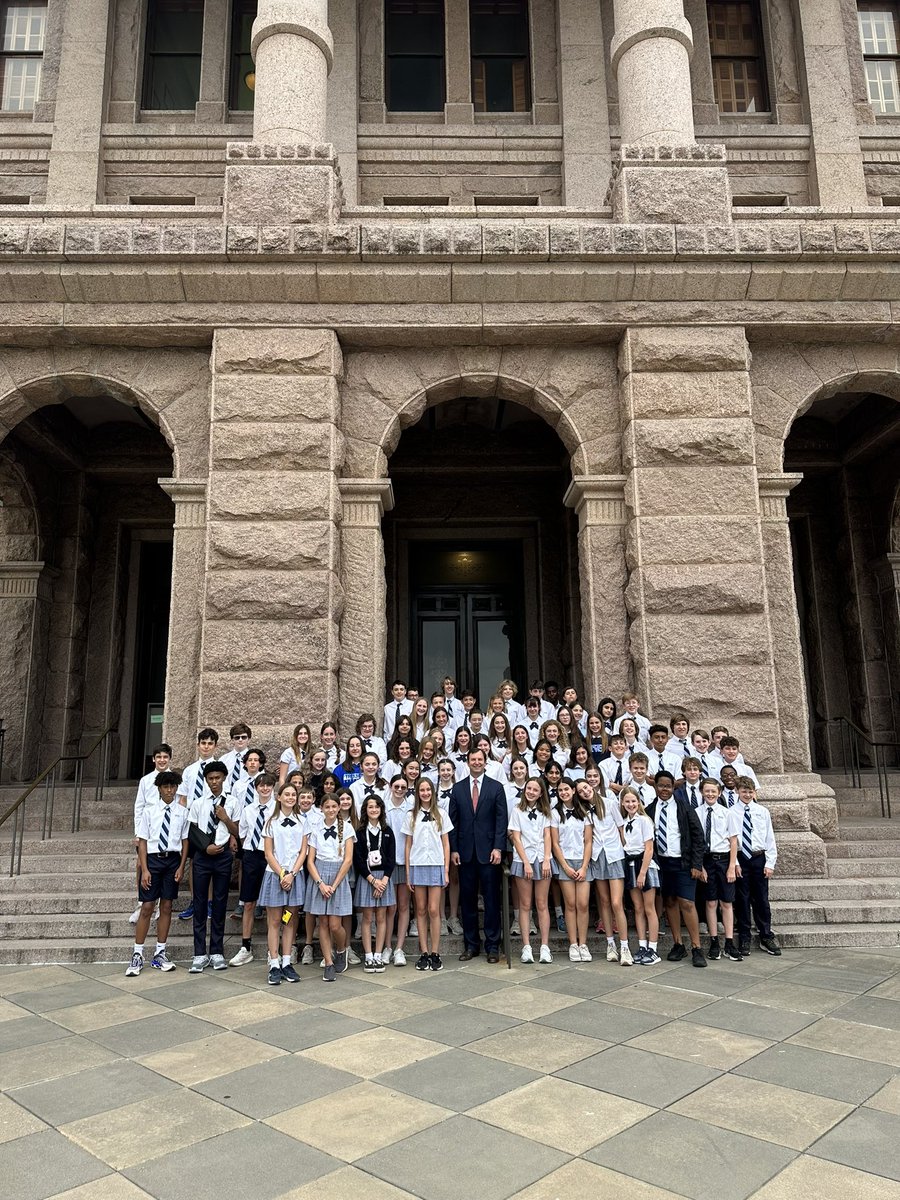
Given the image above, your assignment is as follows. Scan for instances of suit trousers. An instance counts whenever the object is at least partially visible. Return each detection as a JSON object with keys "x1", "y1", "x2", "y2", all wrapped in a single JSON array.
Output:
[
  {"x1": 458, "y1": 859, "x2": 502, "y2": 954},
  {"x1": 735, "y1": 852, "x2": 772, "y2": 940},
  {"x1": 191, "y1": 848, "x2": 233, "y2": 956}
]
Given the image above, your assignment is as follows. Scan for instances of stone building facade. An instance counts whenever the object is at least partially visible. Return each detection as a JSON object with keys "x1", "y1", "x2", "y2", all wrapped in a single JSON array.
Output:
[{"x1": 1, "y1": 0, "x2": 900, "y2": 883}]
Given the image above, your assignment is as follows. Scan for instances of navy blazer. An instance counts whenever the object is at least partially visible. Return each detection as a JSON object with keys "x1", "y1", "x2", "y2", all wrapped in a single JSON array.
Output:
[{"x1": 449, "y1": 775, "x2": 507, "y2": 865}]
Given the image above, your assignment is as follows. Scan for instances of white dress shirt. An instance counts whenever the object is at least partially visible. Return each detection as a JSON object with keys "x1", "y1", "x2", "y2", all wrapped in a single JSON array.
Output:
[
  {"x1": 383, "y1": 698, "x2": 413, "y2": 740},
  {"x1": 137, "y1": 800, "x2": 191, "y2": 853}
]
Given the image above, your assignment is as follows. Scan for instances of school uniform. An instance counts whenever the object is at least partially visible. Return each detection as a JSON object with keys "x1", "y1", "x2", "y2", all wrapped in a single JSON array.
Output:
[
  {"x1": 350, "y1": 778, "x2": 388, "y2": 819},
  {"x1": 692, "y1": 750, "x2": 716, "y2": 779},
  {"x1": 234, "y1": 772, "x2": 264, "y2": 807},
  {"x1": 587, "y1": 736, "x2": 606, "y2": 761},
  {"x1": 645, "y1": 749, "x2": 683, "y2": 779},
  {"x1": 383, "y1": 697, "x2": 413, "y2": 740},
  {"x1": 133, "y1": 770, "x2": 161, "y2": 837},
  {"x1": 452, "y1": 752, "x2": 471, "y2": 782},
  {"x1": 385, "y1": 796, "x2": 413, "y2": 886},
  {"x1": 707, "y1": 751, "x2": 750, "y2": 781},
  {"x1": 531, "y1": 698, "x2": 555, "y2": 722},
  {"x1": 259, "y1": 812, "x2": 307, "y2": 906},
  {"x1": 237, "y1": 796, "x2": 277, "y2": 903},
  {"x1": 622, "y1": 814, "x2": 660, "y2": 891},
  {"x1": 599, "y1": 755, "x2": 631, "y2": 790},
  {"x1": 551, "y1": 806, "x2": 591, "y2": 876},
  {"x1": 654, "y1": 794, "x2": 705, "y2": 901},
  {"x1": 441, "y1": 695, "x2": 465, "y2": 728},
  {"x1": 721, "y1": 785, "x2": 740, "y2": 809},
  {"x1": 629, "y1": 781, "x2": 657, "y2": 820},
  {"x1": 360, "y1": 734, "x2": 388, "y2": 765},
  {"x1": 613, "y1": 712, "x2": 652, "y2": 741},
  {"x1": 136, "y1": 800, "x2": 190, "y2": 902},
  {"x1": 306, "y1": 819, "x2": 356, "y2": 915},
  {"x1": 588, "y1": 804, "x2": 626, "y2": 881},
  {"x1": 418, "y1": 761, "x2": 440, "y2": 786},
  {"x1": 503, "y1": 700, "x2": 527, "y2": 727},
  {"x1": 322, "y1": 746, "x2": 341, "y2": 772},
  {"x1": 548, "y1": 744, "x2": 569, "y2": 770},
  {"x1": 383, "y1": 758, "x2": 412, "y2": 783},
  {"x1": 665, "y1": 735, "x2": 693, "y2": 761},
  {"x1": 524, "y1": 719, "x2": 544, "y2": 748},
  {"x1": 699, "y1": 801, "x2": 739, "y2": 904},
  {"x1": 279, "y1": 746, "x2": 306, "y2": 776},
  {"x1": 402, "y1": 808, "x2": 453, "y2": 887},
  {"x1": 675, "y1": 781, "x2": 705, "y2": 809},
  {"x1": 221, "y1": 748, "x2": 248, "y2": 793},
  {"x1": 505, "y1": 782, "x2": 527, "y2": 820},
  {"x1": 187, "y1": 789, "x2": 241, "y2": 956},
  {"x1": 735, "y1": 801, "x2": 777, "y2": 942},
  {"x1": 177, "y1": 757, "x2": 215, "y2": 807},
  {"x1": 353, "y1": 822, "x2": 397, "y2": 907},
  {"x1": 508, "y1": 804, "x2": 551, "y2": 877},
  {"x1": 490, "y1": 737, "x2": 512, "y2": 765}
]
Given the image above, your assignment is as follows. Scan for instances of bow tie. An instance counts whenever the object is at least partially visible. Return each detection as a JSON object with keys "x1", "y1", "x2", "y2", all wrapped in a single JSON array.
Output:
[
  {"x1": 562, "y1": 808, "x2": 576, "y2": 820},
  {"x1": 421, "y1": 811, "x2": 434, "y2": 822},
  {"x1": 456, "y1": 753, "x2": 467, "y2": 761},
  {"x1": 527, "y1": 808, "x2": 538, "y2": 820},
  {"x1": 282, "y1": 818, "x2": 296, "y2": 827},
  {"x1": 625, "y1": 819, "x2": 634, "y2": 834},
  {"x1": 323, "y1": 826, "x2": 337, "y2": 839},
  {"x1": 363, "y1": 739, "x2": 372, "y2": 748},
  {"x1": 496, "y1": 740, "x2": 508, "y2": 748},
  {"x1": 364, "y1": 785, "x2": 376, "y2": 794},
  {"x1": 530, "y1": 722, "x2": 539, "y2": 729},
  {"x1": 440, "y1": 790, "x2": 452, "y2": 799}
]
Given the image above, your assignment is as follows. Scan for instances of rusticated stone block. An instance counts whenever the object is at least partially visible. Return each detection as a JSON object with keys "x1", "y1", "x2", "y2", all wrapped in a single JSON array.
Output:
[
  {"x1": 641, "y1": 663, "x2": 777, "y2": 713},
  {"x1": 203, "y1": 618, "x2": 336, "y2": 669},
  {"x1": 612, "y1": 164, "x2": 732, "y2": 226},
  {"x1": 626, "y1": 418, "x2": 754, "y2": 467},
  {"x1": 807, "y1": 798, "x2": 839, "y2": 840},
  {"x1": 622, "y1": 326, "x2": 749, "y2": 374},
  {"x1": 208, "y1": 471, "x2": 334, "y2": 521},
  {"x1": 205, "y1": 570, "x2": 340, "y2": 621},
  {"x1": 211, "y1": 420, "x2": 340, "y2": 470},
  {"x1": 214, "y1": 328, "x2": 341, "y2": 377},
  {"x1": 629, "y1": 564, "x2": 766, "y2": 613},
  {"x1": 208, "y1": 520, "x2": 333, "y2": 570},
  {"x1": 631, "y1": 613, "x2": 773, "y2": 666},
  {"x1": 625, "y1": 371, "x2": 751, "y2": 420},
  {"x1": 626, "y1": 517, "x2": 764, "y2": 568},
  {"x1": 770, "y1": 831, "x2": 827, "y2": 877},
  {"x1": 766, "y1": 800, "x2": 811, "y2": 832},
  {"x1": 214, "y1": 375, "x2": 340, "y2": 424},
  {"x1": 202, "y1": 671, "x2": 339, "y2": 726},
  {"x1": 628, "y1": 465, "x2": 759, "y2": 517},
  {"x1": 224, "y1": 162, "x2": 340, "y2": 225}
]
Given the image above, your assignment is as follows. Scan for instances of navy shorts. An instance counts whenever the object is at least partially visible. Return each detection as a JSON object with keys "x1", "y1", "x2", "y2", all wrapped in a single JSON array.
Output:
[
  {"x1": 704, "y1": 854, "x2": 736, "y2": 903},
  {"x1": 239, "y1": 849, "x2": 268, "y2": 903},
  {"x1": 658, "y1": 856, "x2": 696, "y2": 902},
  {"x1": 138, "y1": 852, "x2": 181, "y2": 902}
]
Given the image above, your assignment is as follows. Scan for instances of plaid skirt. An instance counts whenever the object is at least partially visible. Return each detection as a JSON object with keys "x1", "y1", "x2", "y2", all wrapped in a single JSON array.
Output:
[
  {"x1": 408, "y1": 864, "x2": 445, "y2": 887},
  {"x1": 305, "y1": 858, "x2": 353, "y2": 916},
  {"x1": 258, "y1": 868, "x2": 305, "y2": 906},
  {"x1": 589, "y1": 850, "x2": 625, "y2": 882},
  {"x1": 510, "y1": 857, "x2": 551, "y2": 879},
  {"x1": 354, "y1": 870, "x2": 396, "y2": 908}
]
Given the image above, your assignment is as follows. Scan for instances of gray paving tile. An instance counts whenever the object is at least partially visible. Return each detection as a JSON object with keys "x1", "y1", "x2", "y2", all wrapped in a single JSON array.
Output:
[
  {"x1": 0, "y1": 1128, "x2": 109, "y2": 1200},
  {"x1": 240, "y1": 1009, "x2": 374, "y2": 1052},
  {"x1": 0, "y1": 1014, "x2": 71, "y2": 1055},
  {"x1": 830, "y1": 996, "x2": 900, "y2": 1032},
  {"x1": 388, "y1": 1002, "x2": 521, "y2": 1047},
  {"x1": 378, "y1": 1047, "x2": 539, "y2": 1111},
  {"x1": 10, "y1": 1059, "x2": 179, "y2": 1125},
  {"x1": 735, "y1": 1043, "x2": 897, "y2": 1104},
  {"x1": 83, "y1": 1011, "x2": 221, "y2": 1057},
  {"x1": 526, "y1": 966, "x2": 638, "y2": 1000},
  {"x1": 192, "y1": 1053, "x2": 359, "y2": 1118},
  {"x1": 686, "y1": 998, "x2": 816, "y2": 1041},
  {"x1": 397, "y1": 972, "x2": 516, "y2": 1003},
  {"x1": 357, "y1": 1113, "x2": 569, "y2": 1200},
  {"x1": 141, "y1": 978, "x2": 257, "y2": 1010},
  {"x1": 776, "y1": 964, "x2": 894, "y2": 995},
  {"x1": 7, "y1": 979, "x2": 121, "y2": 1014},
  {"x1": 125, "y1": 1122, "x2": 339, "y2": 1199},
  {"x1": 660, "y1": 967, "x2": 768, "y2": 998},
  {"x1": 535, "y1": 999, "x2": 666, "y2": 1042},
  {"x1": 587, "y1": 1109, "x2": 795, "y2": 1200},
  {"x1": 809, "y1": 1107, "x2": 900, "y2": 1181},
  {"x1": 557, "y1": 1043, "x2": 719, "y2": 1106}
]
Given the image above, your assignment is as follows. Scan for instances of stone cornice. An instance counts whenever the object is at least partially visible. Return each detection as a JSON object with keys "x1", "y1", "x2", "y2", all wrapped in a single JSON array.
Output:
[
  {"x1": 564, "y1": 476, "x2": 628, "y2": 526},
  {"x1": 758, "y1": 473, "x2": 803, "y2": 521},
  {"x1": 339, "y1": 479, "x2": 394, "y2": 526},
  {"x1": 158, "y1": 478, "x2": 207, "y2": 528}
]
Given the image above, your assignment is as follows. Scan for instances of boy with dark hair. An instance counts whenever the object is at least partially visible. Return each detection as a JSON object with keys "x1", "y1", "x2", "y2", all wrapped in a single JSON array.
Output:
[
  {"x1": 129, "y1": 743, "x2": 173, "y2": 925},
  {"x1": 127, "y1": 771, "x2": 188, "y2": 976},
  {"x1": 735, "y1": 777, "x2": 780, "y2": 956},
  {"x1": 653, "y1": 771, "x2": 707, "y2": 968},
  {"x1": 176, "y1": 728, "x2": 219, "y2": 921},
  {"x1": 222, "y1": 722, "x2": 252, "y2": 791},
  {"x1": 384, "y1": 680, "x2": 413, "y2": 740},
  {"x1": 698, "y1": 777, "x2": 742, "y2": 962},
  {"x1": 187, "y1": 760, "x2": 240, "y2": 973},
  {"x1": 229, "y1": 771, "x2": 277, "y2": 966}
]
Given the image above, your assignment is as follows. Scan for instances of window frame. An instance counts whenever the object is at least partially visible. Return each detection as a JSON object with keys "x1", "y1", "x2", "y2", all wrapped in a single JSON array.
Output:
[
  {"x1": 0, "y1": 1, "x2": 47, "y2": 115},
  {"x1": 469, "y1": 0, "x2": 532, "y2": 115},
  {"x1": 141, "y1": 0, "x2": 205, "y2": 113},
  {"x1": 228, "y1": 0, "x2": 256, "y2": 112},
  {"x1": 385, "y1": 0, "x2": 446, "y2": 114},
  {"x1": 858, "y1": 2, "x2": 900, "y2": 116},
  {"x1": 706, "y1": 0, "x2": 770, "y2": 116}
]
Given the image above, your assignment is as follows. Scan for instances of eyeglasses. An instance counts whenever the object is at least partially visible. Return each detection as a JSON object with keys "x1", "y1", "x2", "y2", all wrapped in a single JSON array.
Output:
[{"x1": 233, "y1": 734, "x2": 250, "y2": 741}]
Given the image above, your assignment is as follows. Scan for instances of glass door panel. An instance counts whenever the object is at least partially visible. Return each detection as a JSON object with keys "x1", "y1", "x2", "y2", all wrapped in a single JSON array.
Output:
[
  {"x1": 420, "y1": 618, "x2": 459, "y2": 691},
  {"x1": 474, "y1": 616, "x2": 512, "y2": 707}
]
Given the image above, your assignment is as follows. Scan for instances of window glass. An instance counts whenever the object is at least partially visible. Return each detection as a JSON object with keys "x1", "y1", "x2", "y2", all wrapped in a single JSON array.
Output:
[
  {"x1": 143, "y1": 0, "x2": 204, "y2": 111},
  {"x1": 386, "y1": 0, "x2": 445, "y2": 112},
  {"x1": 707, "y1": 1, "x2": 768, "y2": 114},
  {"x1": 229, "y1": 0, "x2": 256, "y2": 110},
  {"x1": 0, "y1": 3, "x2": 45, "y2": 113},
  {"x1": 859, "y1": 5, "x2": 900, "y2": 114},
  {"x1": 470, "y1": 0, "x2": 530, "y2": 113}
]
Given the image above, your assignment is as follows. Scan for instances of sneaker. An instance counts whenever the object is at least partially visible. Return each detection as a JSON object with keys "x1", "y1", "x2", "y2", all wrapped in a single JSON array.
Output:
[
  {"x1": 521, "y1": 944, "x2": 534, "y2": 964},
  {"x1": 739, "y1": 940, "x2": 751, "y2": 956},
  {"x1": 442, "y1": 919, "x2": 451, "y2": 936},
  {"x1": 539, "y1": 944, "x2": 553, "y2": 964},
  {"x1": 579, "y1": 944, "x2": 593, "y2": 962},
  {"x1": 606, "y1": 943, "x2": 618, "y2": 963},
  {"x1": 530, "y1": 919, "x2": 537, "y2": 935},
  {"x1": 125, "y1": 951, "x2": 143, "y2": 977},
  {"x1": 268, "y1": 964, "x2": 282, "y2": 985},
  {"x1": 210, "y1": 954, "x2": 227, "y2": 970},
  {"x1": 415, "y1": 953, "x2": 431, "y2": 971},
  {"x1": 374, "y1": 954, "x2": 386, "y2": 973},
  {"x1": 759, "y1": 934, "x2": 782, "y2": 956},
  {"x1": 449, "y1": 917, "x2": 464, "y2": 936},
  {"x1": 151, "y1": 949, "x2": 176, "y2": 972},
  {"x1": 393, "y1": 948, "x2": 407, "y2": 966},
  {"x1": 429, "y1": 953, "x2": 443, "y2": 972},
  {"x1": 128, "y1": 906, "x2": 141, "y2": 925},
  {"x1": 511, "y1": 918, "x2": 521, "y2": 936},
  {"x1": 381, "y1": 948, "x2": 393, "y2": 965},
  {"x1": 229, "y1": 946, "x2": 254, "y2": 967},
  {"x1": 409, "y1": 920, "x2": 419, "y2": 936},
  {"x1": 300, "y1": 944, "x2": 314, "y2": 966},
  {"x1": 723, "y1": 941, "x2": 743, "y2": 962},
  {"x1": 334, "y1": 948, "x2": 348, "y2": 975},
  {"x1": 254, "y1": 906, "x2": 265, "y2": 921},
  {"x1": 230, "y1": 901, "x2": 244, "y2": 921},
  {"x1": 632, "y1": 947, "x2": 649, "y2": 965},
  {"x1": 620, "y1": 944, "x2": 634, "y2": 966},
  {"x1": 556, "y1": 913, "x2": 566, "y2": 933},
  {"x1": 667, "y1": 943, "x2": 687, "y2": 962},
  {"x1": 347, "y1": 947, "x2": 361, "y2": 966},
  {"x1": 707, "y1": 938, "x2": 721, "y2": 960},
  {"x1": 594, "y1": 918, "x2": 606, "y2": 935},
  {"x1": 189, "y1": 955, "x2": 209, "y2": 973},
  {"x1": 568, "y1": 944, "x2": 581, "y2": 962},
  {"x1": 178, "y1": 902, "x2": 194, "y2": 921},
  {"x1": 364, "y1": 955, "x2": 377, "y2": 973},
  {"x1": 691, "y1": 946, "x2": 708, "y2": 968},
  {"x1": 323, "y1": 962, "x2": 336, "y2": 982},
  {"x1": 289, "y1": 946, "x2": 298, "y2": 965},
  {"x1": 644, "y1": 948, "x2": 662, "y2": 965},
  {"x1": 281, "y1": 963, "x2": 301, "y2": 983}
]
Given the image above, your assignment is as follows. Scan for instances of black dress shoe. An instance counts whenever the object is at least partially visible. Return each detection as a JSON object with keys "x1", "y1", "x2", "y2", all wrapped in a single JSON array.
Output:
[
  {"x1": 458, "y1": 949, "x2": 480, "y2": 961},
  {"x1": 486, "y1": 953, "x2": 499, "y2": 963}
]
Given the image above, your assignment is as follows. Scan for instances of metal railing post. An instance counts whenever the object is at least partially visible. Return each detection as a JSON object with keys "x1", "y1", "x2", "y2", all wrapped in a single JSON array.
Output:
[{"x1": 72, "y1": 759, "x2": 83, "y2": 834}]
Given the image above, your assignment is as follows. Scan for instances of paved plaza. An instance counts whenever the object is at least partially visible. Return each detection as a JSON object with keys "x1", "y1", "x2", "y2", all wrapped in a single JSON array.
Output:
[{"x1": 0, "y1": 947, "x2": 899, "y2": 1200}]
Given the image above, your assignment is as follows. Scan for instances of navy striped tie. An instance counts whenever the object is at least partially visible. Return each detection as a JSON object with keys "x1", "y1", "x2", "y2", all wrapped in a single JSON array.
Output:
[
  {"x1": 160, "y1": 805, "x2": 172, "y2": 851},
  {"x1": 207, "y1": 800, "x2": 218, "y2": 835},
  {"x1": 193, "y1": 765, "x2": 204, "y2": 801},
  {"x1": 249, "y1": 807, "x2": 266, "y2": 851},
  {"x1": 742, "y1": 807, "x2": 753, "y2": 857},
  {"x1": 657, "y1": 803, "x2": 668, "y2": 855}
]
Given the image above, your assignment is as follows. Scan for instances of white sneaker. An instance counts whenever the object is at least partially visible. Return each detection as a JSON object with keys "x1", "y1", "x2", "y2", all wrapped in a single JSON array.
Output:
[
  {"x1": 125, "y1": 951, "x2": 143, "y2": 977},
  {"x1": 579, "y1": 944, "x2": 593, "y2": 962},
  {"x1": 289, "y1": 946, "x2": 298, "y2": 965},
  {"x1": 520, "y1": 945, "x2": 534, "y2": 964},
  {"x1": 347, "y1": 947, "x2": 361, "y2": 966},
  {"x1": 229, "y1": 946, "x2": 254, "y2": 966},
  {"x1": 450, "y1": 917, "x2": 464, "y2": 936},
  {"x1": 620, "y1": 943, "x2": 634, "y2": 966},
  {"x1": 300, "y1": 944, "x2": 314, "y2": 966},
  {"x1": 393, "y1": 948, "x2": 407, "y2": 966},
  {"x1": 210, "y1": 954, "x2": 228, "y2": 970},
  {"x1": 189, "y1": 955, "x2": 209, "y2": 973},
  {"x1": 511, "y1": 918, "x2": 521, "y2": 936},
  {"x1": 382, "y1": 948, "x2": 393, "y2": 965},
  {"x1": 539, "y1": 944, "x2": 553, "y2": 964},
  {"x1": 128, "y1": 906, "x2": 141, "y2": 925},
  {"x1": 568, "y1": 944, "x2": 581, "y2": 962},
  {"x1": 442, "y1": 919, "x2": 450, "y2": 936},
  {"x1": 409, "y1": 920, "x2": 418, "y2": 936},
  {"x1": 364, "y1": 955, "x2": 377, "y2": 973},
  {"x1": 606, "y1": 943, "x2": 619, "y2": 963}
]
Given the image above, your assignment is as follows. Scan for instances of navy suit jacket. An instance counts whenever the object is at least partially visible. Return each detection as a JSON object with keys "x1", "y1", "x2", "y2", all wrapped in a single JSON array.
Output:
[{"x1": 449, "y1": 775, "x2": 507, "y2": 865}]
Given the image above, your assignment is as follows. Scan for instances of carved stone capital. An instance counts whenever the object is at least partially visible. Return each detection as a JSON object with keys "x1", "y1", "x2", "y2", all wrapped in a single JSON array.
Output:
[
  {"x1": 564, "y1": 475, "x2": 627, "y2": 526},
  {"x1": 158, "y1": 478, "x2": 208, "y2": 529}
]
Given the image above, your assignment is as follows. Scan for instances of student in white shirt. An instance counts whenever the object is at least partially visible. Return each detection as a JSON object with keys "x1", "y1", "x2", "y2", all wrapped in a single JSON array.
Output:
[
  {"x1": 527, "y1": 681, "x2": 556, "y2": 722},
  {"x1": 279, "y1": 723, "x2": 312, "y2": 784},
  {"x1": 556, "y1": 705, "x2": 580, "y2": 749},
  {"x1": 384, "y1": 775, "x2": 414, "y2": 966},
  {"x1": 531, "y1": 739, "x2": 554, "y2": 779},
  {"x1": 229, "y1": 747, "x2": 268, "y2": 922},
  {"x1": 599, "y1": 733, "x2": 632, "y2": 795},
  {"x1": 411, "y1": 696, "x2": 432, "y2": 743},
  {"x1": 522, "y1": 698, "x2": 545, "y2": 747},
  {"x1": 580, "y1": 778, "x2": 629, "y2": 964},
  {"x1": 186, "y1": 759, "x2": 241, "y2": 972},
  {"x1": 690, "y1": 728, "x2": 716, "y2": 781},
  {"x1": 675, "y1": 757, "x2": 705, "y2": 809},
  {"x1": 356, "y1": 714, "x2": 388, "y2": 767},
  {"x1": 175, "y1": 727, "x2": 220, "y2": 922},
  {"x1": 350, "y1": 753, "x2": 388, "y2": 818},
  {"x1": 510, "y1": 724, "x2": 533, "y2": 770},
  {"x1": 417, "y1": 736, "x2": 440, "y2": 784},
  {"x1": 665, "y1": 713, "x2": 693, "y2": 761},
  {"x1": 697, "y1": 777, "x2": 742, "y2": 963},
  {"x1": 735, "y1": 777, "x2": 780, "y2": 956},
  {"x1": 383, "y1": 680, "x2": 413, "y2": 740},
  {"x1": 619, "y1": 786, "x2": 661, "y2": 965},
  {"x1": 597, "y1": 697, "x2": 617, "y2": 736},
  {"x1": 540, "y1": 720, "x2": 570, "y2": 768},
  {"x1": 383, "y1": 736, "x2": 416, "y2": 783},
  {"x1": 571, "y1": 702, "x2": 589, "y2": 739},
  {"x1": 403, "y1": 778, "x2": 453, "y2": 972},
  {"x1": 259, "y1": 782, "x2": 308, "y2": 985},
  {"x1": 451, "y1": 726, "x2": 473, "y2": 781},
  {"x1": 440, "y1": 675, "x2": 464, "y2": 731},
  {"x1": 613, "y1": 692, "x2": 651, "y2": 742},
  {"x1": 319, "y1": 722, "x2": 341, "y2": 771},
  {"x1": 434, "y1": 758, "x2": 462, "y2": 936},
  {"x1": 305, "y1": 794, "x2": 356, "y2": 982},
  {"x1": 505, "y1": 756, "x2": 531, "y2": 816},
  {"x1": 488, "y1": 712, "x2": 513, "y2": 768},
  {"x1": 229, "y1": 769, "x2": 277, "y2": 966},
  {"x1": 618, "y1": 716, "x2": 649, "y2": 759},
  {"x1": 499, "y1": 678, "x2": 527, "y2": 727},
  {"x1": 566, "y1": 743, "x2": 594, "y2": 781},
  {"x1": 717, "y1": 737, "x2": 759, "y2": 787},
  {"x1": 221, "y1": 722, "x2": 252, "y2": 793},
  {"x1": 126, "y1": 770, "x2": 190, "y2": 977},
  {"x1": 645, "y1": 725, "x2": 683, "y2": 780},
  {"x1": 296, "y1": 785, "x2": 321, "y2": 966},
  {"x1": 550, "y1": 778, "x2": 593, "y2": 962},
  {"x1": 626, "y1": 755, "x2": 657, "y2": 818},
  {"x1": 719, "y1": 764, "x2": 741, "y2": 809},
  {"x1": 508, "y1": 776, "x2": 553, "y2": 964},
  {"x1": 129, "y1": 743, "x2": 172, "y2": 925}
]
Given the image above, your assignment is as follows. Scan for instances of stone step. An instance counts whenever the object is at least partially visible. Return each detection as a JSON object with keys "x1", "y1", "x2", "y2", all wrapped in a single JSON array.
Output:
[
  {"x1": 11, "y1": 853, "x2": 135, "y2": 874},
  {"x1": 827, "y1": 857, "x2": 900, "y2": 878},
  {"x1": 827, "y1": 839, "x2": 900, "y2": 858},
  {"x1": 771, "y1": 876, "x2": 900, "y2": 900},
  {"x1": 770, "y1": 899, "x2": 900, "y2": 925},
  {"x1": 774, "y1": 923, "x2": 900, "y2": 948},
  {"x1": 0, "y1": 834, "x2": 135, "y2": 857},
  {"x1": 0, "y1": 872, "x2": 131, "y2": 894}
]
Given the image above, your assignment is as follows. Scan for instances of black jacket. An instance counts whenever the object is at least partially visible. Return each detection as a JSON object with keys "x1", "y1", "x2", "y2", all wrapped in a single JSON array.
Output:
[
  {"x1": 657, "y1": 796, "x2": 705, "y2": 873},
  {"x1": 352, "y1": 824, "x2": 397, "y2": 878}
]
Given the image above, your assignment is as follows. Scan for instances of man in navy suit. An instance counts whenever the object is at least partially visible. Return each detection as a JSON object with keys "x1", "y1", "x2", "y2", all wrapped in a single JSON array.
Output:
[{"x1": 449, "y1": 747, "x2": 508, "y2": 962}]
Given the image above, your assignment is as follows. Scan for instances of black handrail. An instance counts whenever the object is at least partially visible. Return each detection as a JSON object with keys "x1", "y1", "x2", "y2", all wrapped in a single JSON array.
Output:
[
  {"x1": 829, "y1": 716, "x2": 898, "y2": 819},
  {"x1": 0, "y1": 724, "x2": 117, "y2": 877}
]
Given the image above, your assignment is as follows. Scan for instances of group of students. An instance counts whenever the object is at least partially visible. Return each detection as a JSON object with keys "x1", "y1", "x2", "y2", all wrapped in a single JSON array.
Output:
[{"x1": 127, "y1": 677, "x2": 781, "y2": 983}]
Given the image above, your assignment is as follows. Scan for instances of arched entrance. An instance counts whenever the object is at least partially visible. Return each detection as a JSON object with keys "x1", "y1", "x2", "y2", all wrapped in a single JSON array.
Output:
[
  {"x1": 0, "y1": 382, "x2": 175, "y2": 780},
  {"x1": 383, "y1": 396, "x2": 579, "y2": 700},
  {"x1": 785, "y1": 388, "x2": 900, "y2": 768}
]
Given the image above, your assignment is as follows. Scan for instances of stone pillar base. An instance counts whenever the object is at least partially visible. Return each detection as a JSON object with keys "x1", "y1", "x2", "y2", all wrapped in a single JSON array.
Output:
[
  {"x1": 224, "y1": 142, "x2": 343, "y2": 225},
  {"x1": 610, "y1": 145, "x2": 731, "y2": 225},
  {"x1": 758, "y1": 773, "x2": 837, "y2": 878}
]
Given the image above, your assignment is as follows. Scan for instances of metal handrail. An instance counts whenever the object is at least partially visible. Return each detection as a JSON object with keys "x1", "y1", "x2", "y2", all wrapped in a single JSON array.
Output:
[
  {"x1": 1, "y1": 724, "x2": 116, "y2": 877},
  {"x1": 829, "y1": 716, "x2": 899, "y2": 819}
]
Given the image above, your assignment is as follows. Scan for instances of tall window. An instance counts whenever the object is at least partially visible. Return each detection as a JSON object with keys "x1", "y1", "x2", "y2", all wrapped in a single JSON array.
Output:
[
  {"x1": 0, "y1": 3, "x2": 46, "y2": 113},
  {"x1": 707, "y1": 1, "x2": 769, "y2": 114},
  {"x1": 142, "y1": 0, "x2": 204, "y2": 111},
  {"x1": 470, "y1": 0, "x2": 530, "y2": 113},
  {"x1": 229, "y1": 0, "x2": 256, "y2": 110},
  {"x1": 859, "y1": 4, "x2": 900, "y2": 114},
  {"x1": 386, "y1": 0, "x2": 445, "y2": 112}
]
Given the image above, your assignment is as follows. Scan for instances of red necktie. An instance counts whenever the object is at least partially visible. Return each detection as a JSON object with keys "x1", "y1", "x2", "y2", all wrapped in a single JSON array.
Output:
[{"x1": 472, "y1": 779, "x2": 479, "y2": 811}]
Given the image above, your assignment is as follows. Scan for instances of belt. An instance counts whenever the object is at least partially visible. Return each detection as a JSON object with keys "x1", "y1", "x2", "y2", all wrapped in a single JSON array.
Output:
[
  {"x1": 706, "y1": 852, "x2": 731, "y2": 861},
  {"x1": 739, "y1": 849, "x2": 765, "y2": 858}
]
